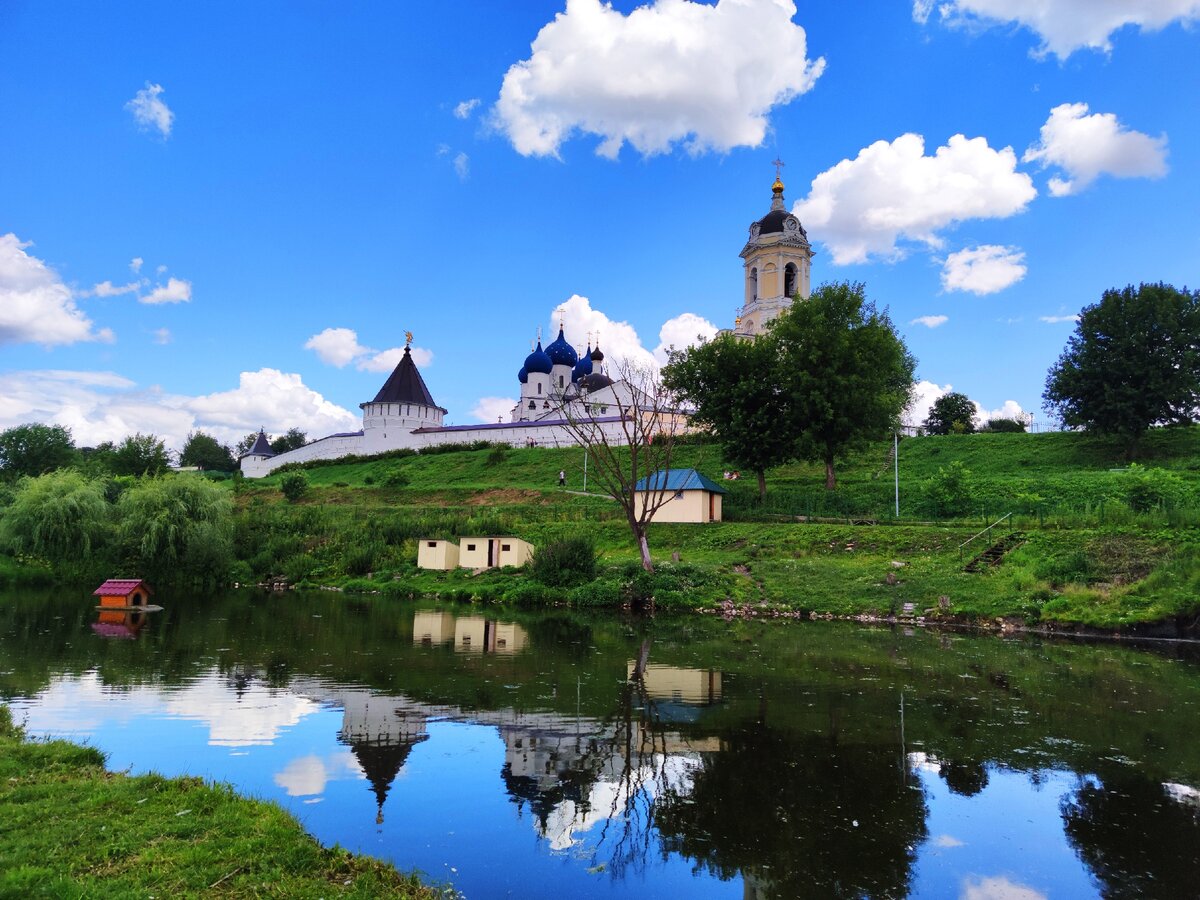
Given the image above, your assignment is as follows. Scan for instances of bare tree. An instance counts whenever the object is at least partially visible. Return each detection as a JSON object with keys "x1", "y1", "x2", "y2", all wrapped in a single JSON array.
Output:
[{"x1": 554, "y1": 359, "x2": 686, "y2": 573}]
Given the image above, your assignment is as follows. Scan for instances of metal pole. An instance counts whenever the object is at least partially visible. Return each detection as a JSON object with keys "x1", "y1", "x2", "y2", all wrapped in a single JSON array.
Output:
[
  {"x1": 893, "y1": 431, "x2": 899, "y2": 518},
  {"x1": 583, "y1": 449, "x2": 588, "y2": 493}
]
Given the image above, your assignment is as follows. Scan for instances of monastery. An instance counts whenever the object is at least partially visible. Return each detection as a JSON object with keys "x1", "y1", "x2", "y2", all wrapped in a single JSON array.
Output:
[{"x1": 240, "y1": 171, "x2": 813, "y2": 477}]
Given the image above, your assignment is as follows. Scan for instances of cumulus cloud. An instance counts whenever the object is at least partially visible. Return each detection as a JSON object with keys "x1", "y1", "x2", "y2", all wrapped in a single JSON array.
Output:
[
  {"x1": 0, "y1": 234, "x2": 113, "y2": 347},
  {"x1": 941, "y1": 245, "x2": 1027, "y2": 295},
  {"x1": 472, "y1": 396, "x2": 518, "y2": 423},
  {"x1": 91, "y1": 280, "x2": 142, "y2": 297},
  {"x1": 933, "y1": 834, "x2": 965, "y2": 848},
  {"x1": 1040, "y1": 313, "x2": 1080, "y2": 323},
  {"x1": 1024, "y1": 103, "x2": 1168, "y2": 196},
  {"x1": 453, "y1": 151, "x2": 470, "y2": 181},
  {"x1": 274, "y1": 751, "x2": 362, "y2": 797},
  {"x1": 914, "y1": 0, "x2": 1200, "y2": 58},
  {"x1": 152, "y1": 327, "x2": 172, "y2": 345},
  {"x1": 0, "y1": 367, "x2": 359, "y2": 451},
  {"x1": 454, "y1": 98, "x2": 481, "y2": 119},
  {"x1": 961, "y1": 875, "x2": 1047, "y2": 900},
  {"x1": 911, "y1": 315, "x2": 949, "y2": 328},
  {"x1": 495, "y1": 0, "x2": 825, "y2": 159},
  {"x1": 129, "y1": 257, "x2": 144, "y2": 273},
  {"x1": 547, "y1": 295, "x2": 717, "y2": 373},
  {"x1": 142, "y1": 277, "x2": 192, "y2": 304},
  {"x1": 304, "y1": 326, "x2": 432, "y2": 372},
  {"x1": 904, "y1": 379, "x2": 1028, "y2": 428},
  {"x1": 126, "y1": 82, "x2": 174, "y2": 138},
  {"x1": 794, "y1": 133, "x2": 1036, "y2": 264}
]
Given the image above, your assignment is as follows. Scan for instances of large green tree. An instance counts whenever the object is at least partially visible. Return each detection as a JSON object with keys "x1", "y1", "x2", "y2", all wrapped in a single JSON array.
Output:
[
  {"x1": 924, "y1": 391, "x2": 976, "y2": 435},
  {"x1": 179, "y1": 431, "x2": 236, "y2": 471},
  {"x1": 1044, "y1": 283, "x2": 1200, "y2": 458},
  {"x1": 663, "y1": 334, "x2": 795, "y2": 500},
  {"x1": 0, "y1": 423, "x2": 78, "y2": 479},
  {"x1": 0, "y1": 470, "x2": 111, "y2": 567},
  {"x1": 772, "y1": 282, "x2": 916, "y2": 489},
  {"x1": 109, "y1": 433, "x2": 171, "y2": 476},
  {"x1": 270, "y1": 428, "x2": 308, "y2": 454}
]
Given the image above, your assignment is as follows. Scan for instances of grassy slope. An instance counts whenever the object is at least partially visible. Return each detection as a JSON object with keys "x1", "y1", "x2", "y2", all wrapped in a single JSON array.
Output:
[
  {"x1": 227, "y1": 428, "x2": 1200, "y2": 630},
  {"x1": 0, "y1": 707, "x2": 436, "y2": 899}
]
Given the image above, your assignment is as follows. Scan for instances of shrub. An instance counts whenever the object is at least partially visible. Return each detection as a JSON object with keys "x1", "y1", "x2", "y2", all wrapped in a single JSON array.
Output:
[
  {"x1": 280, "y1": 472, "x2": 309, "y2": 502},
  {"x1": 529, "y1": 535, "x2": 597, "y2": 587},
  {"x1": 382, "y1": 469, "x2": 410, "y2": 488},
  {"x1": 1120, "y1": 464, "x2": 1187, "y2": 512},
  {"x1": 922, "y1": 461, "x2": 975, "y2": 517},
  {"x1": 981, "y1": 417, "x2": 1027, "y2": 433},
  {"x1": 486, "y1": 445, "x2": 509, "y2": 465}
]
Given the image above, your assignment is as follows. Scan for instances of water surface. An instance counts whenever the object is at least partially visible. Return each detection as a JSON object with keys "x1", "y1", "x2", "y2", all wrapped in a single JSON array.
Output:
[{"x1": 3, "y1": 589, "x2": 1199, "y2": 899}]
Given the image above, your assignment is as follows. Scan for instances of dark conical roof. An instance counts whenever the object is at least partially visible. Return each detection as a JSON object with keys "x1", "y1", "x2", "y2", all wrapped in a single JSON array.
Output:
[
  {"x1": 369, "y1": 346, "x2": 438, "y2": 406},
  {"x1": 343, "y1": 734, "x2": 427, "y2": 820},
  {"x1": 247, "y1": 429, "x2": 275, "y2": 458}
]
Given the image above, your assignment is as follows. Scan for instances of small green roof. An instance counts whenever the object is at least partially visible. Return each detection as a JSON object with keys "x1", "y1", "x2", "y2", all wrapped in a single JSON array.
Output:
[{"x1": 633, "y1": 468, "x2": 727, "y2": 494}]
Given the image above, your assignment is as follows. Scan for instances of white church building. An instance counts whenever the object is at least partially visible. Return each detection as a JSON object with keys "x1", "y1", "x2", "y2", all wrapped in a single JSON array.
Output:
[{"x1": 241, "y1": 171, "x2": 813, "y2": 478}]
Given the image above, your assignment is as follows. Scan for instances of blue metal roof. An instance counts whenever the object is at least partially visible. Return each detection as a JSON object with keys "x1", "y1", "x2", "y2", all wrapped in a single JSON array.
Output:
[{"x1": 633, "y1": 468, "x2": 727, "y2": 494}]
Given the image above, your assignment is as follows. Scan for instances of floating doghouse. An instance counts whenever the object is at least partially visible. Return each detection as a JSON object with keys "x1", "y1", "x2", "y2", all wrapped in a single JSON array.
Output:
[{"x1": 93, "y1": 579, "x2": 154, "y2": 610}]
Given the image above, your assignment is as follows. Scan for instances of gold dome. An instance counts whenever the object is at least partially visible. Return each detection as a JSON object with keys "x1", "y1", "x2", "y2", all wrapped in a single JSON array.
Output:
[{"x1": 772, "y1": 176, "x2": 785, "y2": 194}]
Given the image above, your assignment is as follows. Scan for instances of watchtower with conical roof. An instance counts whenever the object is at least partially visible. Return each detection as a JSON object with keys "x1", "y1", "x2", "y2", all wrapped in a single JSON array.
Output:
[
  {"x1": 736, "y1": 162, "x2": 813, "y2": 337},
  {"x1": 359, "y1": 340, "x2": 447, "y2": 453}
]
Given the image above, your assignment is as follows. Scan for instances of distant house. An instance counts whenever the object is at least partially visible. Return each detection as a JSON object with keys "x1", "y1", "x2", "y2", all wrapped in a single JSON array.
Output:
[
  {"x1": 417, "y1": 539, "x2": 460, "y2": 571},
  {"x1": 634, "y1": 468, "x2": 726, "y2": 523},
  {"x1": 458, "y1": 537, "x2": 534, "y2": 570},
  {"x1": 93, "y1": 579, "x2": 152, "y2": 609}
]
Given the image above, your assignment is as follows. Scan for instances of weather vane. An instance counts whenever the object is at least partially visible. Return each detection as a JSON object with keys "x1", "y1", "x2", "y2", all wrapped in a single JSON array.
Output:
[{"x1": 404, "y1": 330, "x2": 413, "y2": 347}]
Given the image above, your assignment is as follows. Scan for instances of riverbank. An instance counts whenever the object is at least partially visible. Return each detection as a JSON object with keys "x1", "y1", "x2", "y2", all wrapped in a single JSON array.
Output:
[{"x1": 0, "y1": 705, "x2": 438, "y2": 899}]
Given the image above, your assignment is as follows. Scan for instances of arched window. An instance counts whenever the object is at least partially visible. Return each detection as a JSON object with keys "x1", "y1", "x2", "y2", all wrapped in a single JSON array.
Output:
[
  {"x1": 537, "y1": 382, "x2": 542, "y2": 395},
  {"x1": 750, "y1": 267, "x2": 758, "y2": 302},
  {"x1": 784, "y1": 263, "x2": 797, "y2": 298},
  {"x1": 528, "y1": 400, "x2": 536, "y2": 410}
]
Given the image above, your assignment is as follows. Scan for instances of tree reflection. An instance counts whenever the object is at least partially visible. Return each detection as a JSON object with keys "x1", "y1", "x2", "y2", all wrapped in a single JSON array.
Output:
[
  {"x1": 1062, "y1": 769, "x2": 1200, "y2": 898},
  {"x1": 655, "y1": 724, "x2": 928, "y2": 900}
]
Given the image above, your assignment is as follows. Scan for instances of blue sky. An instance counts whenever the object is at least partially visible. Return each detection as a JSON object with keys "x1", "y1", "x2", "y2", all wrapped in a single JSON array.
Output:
[{"x1": 2, "y1": 0, "x2": 1197, "y2": 450}]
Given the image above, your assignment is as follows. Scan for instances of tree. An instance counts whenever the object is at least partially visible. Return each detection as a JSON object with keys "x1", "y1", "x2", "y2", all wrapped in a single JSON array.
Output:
[
  {"x1": 0, "y1": 470, "x2": 111, "y2": 566},
  {"x1": 280, "y1": 471, "x2": 309, "y2": 502},
  {"x1": 109, "y1": 433, "x2": 171, "y2": 476},
  {"x1": 179, "y1": 431, "x2": 236, "y2": 471},
  {"x1": 0, "y1": 423, "x2": 78, "y2": 479},
  {"x1": 924, "y1": 392, "x2": 977, "y2": 435},
  {"x1": 1044, "y1": 283, "x2": 1200, "y2": 459},
  {"x1": 663, "y1": 333, "x2": 795, "y2": 500},
  {"x1": 270, "y1": 428, "x2": 308, "y2": 454},
  {"x1": 555, "y1": 359, "x2": 685, "y2": 574},
  {"x1": 117, "y1": 476, "x2": 233, "y2": 584},
  {"x1": 772, "y1": 282, "x2": 916, "y2": 490}
]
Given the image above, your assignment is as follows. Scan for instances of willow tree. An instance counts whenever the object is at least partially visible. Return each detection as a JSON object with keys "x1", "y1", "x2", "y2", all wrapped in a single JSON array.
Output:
[{"x1": 772, "y1": 282, "x2": 916, "y2": 490}]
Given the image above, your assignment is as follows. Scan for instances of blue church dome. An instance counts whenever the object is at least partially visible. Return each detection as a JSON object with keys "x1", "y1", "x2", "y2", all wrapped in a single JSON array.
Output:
[
  {"x1": 518, "y1": 365, "x2": 528, "y2": 384},
  {"x1": 545, "y1": 327, "x2": 578, "y2": 367},
  {"x1": 524, "y1": 341, "x2": 553, "y2": 375},
  {"x1": 572, "y1": 345, "x2": 593, "y2": 382}
]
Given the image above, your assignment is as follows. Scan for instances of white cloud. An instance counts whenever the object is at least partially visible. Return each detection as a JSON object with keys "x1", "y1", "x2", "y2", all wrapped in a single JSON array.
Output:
[
  {"x1": 941, "y1": 245, "x2": 1027, "y2": 295},
  {"x1": 129, "y1": 257, "x2": 144, "y2": 273},
  {"x1": 904, "y1": 380, "x2": 952, "y2": 428},
  {"x1": 794, "y1": 133, "x2": 1036, "y2": 264},
  {"x1": 495, "y1": 0, "x2": 825, "y2": 159},
  {"x1": 91, "y1": 280, "x2": 141, "y2": 297},
  {"x1": 126, "y1": 82, "x2": 174, "y2": 138},
  {"x1": 454, "y1": 98, "x2": 481, "y2": 119},
  {"x1": 152, "y1": 327, "x2": 172, "y2": 345},
  {"x1": 305, "y1": 327, "x2": 367, "y2": 367},
  {"x1": 979, "y1": 399, "x2": 1028, "y2": 423},
  {"x1": 911, "y1": 315, "x2": 949, "y2": 328},
  {"x1": 274, "y1": 751, "x2": 363, "y2": 797},
  {"x1": 453, "y1": 151, "x2": 470, "y2": 181},
  {"x1": 653, "y1": 312, "x2": 719, "y2": 364},
  {"x1": 916, "y1": 0, "x2": 1200, "y2": 58},
  {"x1": 143, "y1": 277, "x2": 192, "y2": 305},
  {"x1": 1024, "y1": 103, "x2": 1168, "y2": 196},
  {"x1": 305, "y1": 326, "x2": 432, "y2": 372},
  {"x1": 961, "y1": 875, "x2": 1047, "y2": 900},
  {"x1": 933, "y1": 834, "x2": 965, "y2": 848},
  {"x1": 0, "y1": 367, "x2": 359, "y2": 451},
  {"x1": 472, "y1": 396, "x2": 518, "y2": 423},
  {"x1": 548, "y1": 295, "x2": 719, "y2": 374},
  {"x1": 0, "y1": 234, "x2": 111, "y2": 347},
  {"x1": 156, "y1": 264, "x2": 167, "y2": 275},
  {"x1": 1040, "y1": 314, "x2": 1080, "y2": 323}
]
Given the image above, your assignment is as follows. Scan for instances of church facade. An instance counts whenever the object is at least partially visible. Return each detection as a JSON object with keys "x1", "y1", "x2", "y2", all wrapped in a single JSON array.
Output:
[{"x1": 240, "y1": 173, "x2": 810, "y2": 478}]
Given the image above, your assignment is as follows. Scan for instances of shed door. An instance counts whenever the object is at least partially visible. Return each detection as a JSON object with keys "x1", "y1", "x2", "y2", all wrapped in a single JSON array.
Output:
[
  {"x1": 708, "y1": 493, "x2": 715, "y2": 522},
  {"x1": 488, "y1": 539, "x2": 497, "y2": 567}
]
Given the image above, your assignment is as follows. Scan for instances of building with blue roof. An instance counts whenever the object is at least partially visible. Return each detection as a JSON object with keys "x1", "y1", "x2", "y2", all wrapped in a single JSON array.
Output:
[{"x1": 633, "y1": 468, "x2": 726, "y2": 523}]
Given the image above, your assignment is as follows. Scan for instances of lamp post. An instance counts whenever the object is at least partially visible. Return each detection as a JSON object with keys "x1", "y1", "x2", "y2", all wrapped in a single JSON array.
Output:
[{"x1": 894, "y1": 430, "x2": 900, "y2": 518}]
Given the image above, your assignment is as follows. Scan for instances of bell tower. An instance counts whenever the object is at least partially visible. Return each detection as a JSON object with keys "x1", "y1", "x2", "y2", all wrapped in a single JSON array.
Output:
[{"x1": 735, "y1": 160, "x2": 813, "y2": 338}]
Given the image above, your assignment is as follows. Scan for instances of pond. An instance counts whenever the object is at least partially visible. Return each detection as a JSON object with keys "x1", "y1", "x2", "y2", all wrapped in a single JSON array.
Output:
[{"x1": 3, "y1": 589, "x2": 1199, "y2": 899}]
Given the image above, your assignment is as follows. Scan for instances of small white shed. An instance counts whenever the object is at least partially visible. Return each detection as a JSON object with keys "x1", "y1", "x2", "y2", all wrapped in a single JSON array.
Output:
[{"x1": 417, "y1": 539, "x2": 460, "y2": 570}]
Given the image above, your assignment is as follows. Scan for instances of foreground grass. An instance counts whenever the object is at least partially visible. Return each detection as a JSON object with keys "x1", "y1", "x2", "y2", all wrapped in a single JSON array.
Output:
[{"x1": 0, "y1": 706, "x2": 438, "y2": 899}]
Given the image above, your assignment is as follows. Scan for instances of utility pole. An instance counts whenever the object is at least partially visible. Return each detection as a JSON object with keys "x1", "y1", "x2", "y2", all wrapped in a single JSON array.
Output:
[{"x1": 894, "y1": 431, "x2": 900, "y2": 518}]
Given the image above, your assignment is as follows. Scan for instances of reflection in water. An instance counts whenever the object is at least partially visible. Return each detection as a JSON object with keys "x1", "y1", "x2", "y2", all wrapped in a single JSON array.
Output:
[
  {"x1": 92, "y1": 608, "x2": 147, "y2": 639},
  {"x1": 5, "y1": 591, "x2": 1200, "y2": 899}
]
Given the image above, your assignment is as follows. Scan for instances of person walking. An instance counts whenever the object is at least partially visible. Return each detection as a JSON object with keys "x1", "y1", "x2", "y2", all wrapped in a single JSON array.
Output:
[{"x1": 558, "y1": 469, "x2": 566, "y2": 488}]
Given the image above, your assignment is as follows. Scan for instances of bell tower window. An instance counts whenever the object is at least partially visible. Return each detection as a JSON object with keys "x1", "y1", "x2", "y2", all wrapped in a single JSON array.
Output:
[
  {"x1": 750, "y1": 267, "x2": 758, "y2": 302},
  {"x1": 784, "y1": 263, "x2": 797, "y2": 298}
]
